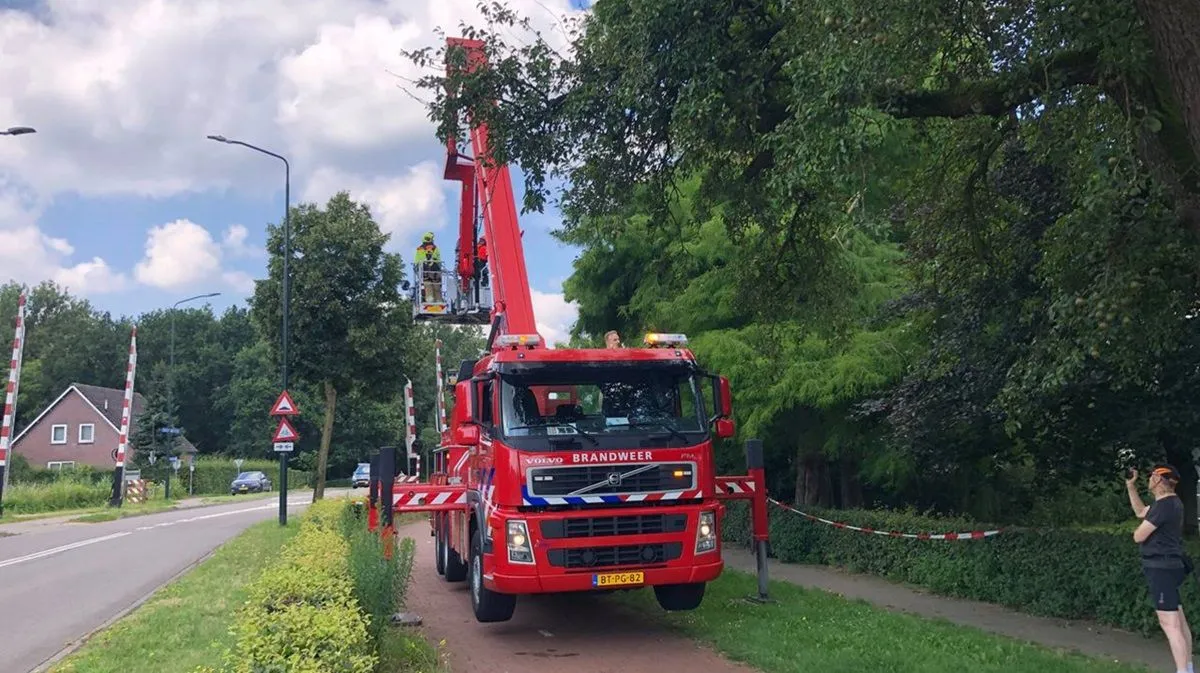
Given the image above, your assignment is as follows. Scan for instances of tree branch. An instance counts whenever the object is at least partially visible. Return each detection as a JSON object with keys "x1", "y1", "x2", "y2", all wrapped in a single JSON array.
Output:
[{"x1": 875, "y1": 48, "x2": 1102, "y2": 119}]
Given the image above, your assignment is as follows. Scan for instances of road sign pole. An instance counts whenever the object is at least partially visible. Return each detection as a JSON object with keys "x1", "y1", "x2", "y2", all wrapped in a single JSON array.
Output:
[{"x1": 269, "y1": 391, "x2": 300, "y2": 526}]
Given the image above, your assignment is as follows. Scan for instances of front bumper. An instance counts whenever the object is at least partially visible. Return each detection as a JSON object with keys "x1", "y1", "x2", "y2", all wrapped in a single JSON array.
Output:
[{"x1": 482, "y1": 503, "x2": 724, "y2": 595}]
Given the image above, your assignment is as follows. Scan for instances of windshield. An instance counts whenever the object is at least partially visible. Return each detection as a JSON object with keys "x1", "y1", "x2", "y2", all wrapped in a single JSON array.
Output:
[
  {"x1": 354, "y1": 465, "x2": 369, "y2": 474},
  {"x1": 235, "y1": 472, "x2": 255, "y2": 480},
  {"x1": 497, "y1": 362, "x2": 707, "y2": 450}
]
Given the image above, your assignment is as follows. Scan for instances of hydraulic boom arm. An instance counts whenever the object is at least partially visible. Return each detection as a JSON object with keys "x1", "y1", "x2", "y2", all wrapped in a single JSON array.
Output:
[{"x1": 443, "y1": 38, "x2": 542, "y2": 349}]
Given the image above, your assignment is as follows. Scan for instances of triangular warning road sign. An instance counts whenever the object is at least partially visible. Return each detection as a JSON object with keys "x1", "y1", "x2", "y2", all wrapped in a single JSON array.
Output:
[
  {"x1": 270, "y1": 390, "x2": 299, "y2": 416},
  {"x1": 272, "y1": 418, "x2": 299, "y2": 442}
]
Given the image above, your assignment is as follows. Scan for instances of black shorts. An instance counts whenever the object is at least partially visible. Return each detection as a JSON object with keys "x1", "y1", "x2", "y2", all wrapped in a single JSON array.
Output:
[{"x1": 1144, "y1": 566, "x2": 1188, "y2": 611}]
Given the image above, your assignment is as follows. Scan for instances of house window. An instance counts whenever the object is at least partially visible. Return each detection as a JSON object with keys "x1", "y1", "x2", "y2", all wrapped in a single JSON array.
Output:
[
  {"x1": 79, "y1": 423, "x2": 95, "y2": 444},
  {"x1": 47, "y1": 461, "x2": 76, "y2": 470},
  {"x1": 50, "y1": 424, "x2": 67, "y2": 444}
]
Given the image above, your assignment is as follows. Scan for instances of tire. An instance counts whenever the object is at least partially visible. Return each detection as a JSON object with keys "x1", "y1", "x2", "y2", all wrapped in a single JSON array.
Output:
[
  {"x1": 442, "y1": 519, "x2": 468, "y2": 583},
  {"x1": 653, "y1": 582, "x2": 706, "y2": 611},
  {"x1": 468, "y1": 525, "x2": 516, "y2": 623},
  {"x1": 434, "y1": 515, "x2": 446, "y2": 576}
]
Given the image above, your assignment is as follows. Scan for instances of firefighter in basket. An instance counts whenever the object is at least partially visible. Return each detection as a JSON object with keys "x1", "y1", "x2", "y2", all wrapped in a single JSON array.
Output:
[{"x1": 415, "y1": 232, "x2": 443, "y2": 303}]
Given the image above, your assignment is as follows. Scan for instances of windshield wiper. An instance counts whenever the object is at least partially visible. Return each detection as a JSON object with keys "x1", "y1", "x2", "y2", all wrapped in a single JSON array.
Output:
[
  {"x1": 506, "y1": 423, "x2": 599, "y2": 445},
  {"x1": 612, "y1": 419, "x2": 691, "y2": 443}
]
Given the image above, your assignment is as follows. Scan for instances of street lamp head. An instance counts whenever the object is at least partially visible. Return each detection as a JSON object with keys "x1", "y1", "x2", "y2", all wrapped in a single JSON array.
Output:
[
  {"x1": 206, "y1": 134, "x2": 229, "y2": 143},
  {"x1": 3, "y1": 126, "x2": 36, "y2": 136}
]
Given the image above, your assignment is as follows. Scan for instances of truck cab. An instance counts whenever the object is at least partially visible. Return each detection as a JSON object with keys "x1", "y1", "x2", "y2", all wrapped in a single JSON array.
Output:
[{"x1": 432, "y1": 332, "x2": 736, "y2": 622}]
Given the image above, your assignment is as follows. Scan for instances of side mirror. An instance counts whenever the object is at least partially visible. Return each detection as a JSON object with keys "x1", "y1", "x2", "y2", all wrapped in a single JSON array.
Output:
[
  {"x1": 453, "y1": 423, "x2": 480, "y2": 446},
  {"x1": 710, "y1": 374, "x2": 733, "y2": 420},
  {"x1": 714, "y1": 418, "x2": 736, "y2": 439}
]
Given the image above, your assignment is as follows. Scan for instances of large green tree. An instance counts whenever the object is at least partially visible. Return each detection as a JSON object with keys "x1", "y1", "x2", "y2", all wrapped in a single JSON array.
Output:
[{"x1": 250, "y1": 192, "x2": 412, "y2": 500}]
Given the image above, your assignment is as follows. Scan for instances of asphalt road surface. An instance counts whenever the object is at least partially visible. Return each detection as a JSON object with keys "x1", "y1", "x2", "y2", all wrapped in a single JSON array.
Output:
[{"x1": 0, "y1": 491, "x2": 345, "y2": 673}]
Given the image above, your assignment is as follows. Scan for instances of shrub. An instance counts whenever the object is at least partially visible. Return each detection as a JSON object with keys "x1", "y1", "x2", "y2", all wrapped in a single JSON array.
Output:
[
  {"x1": 723, "y1": 500, "x2": 1200, "y2": 636},
  {"x1": 203, "y1": 499, "x2": 378, "y2": 673},
  {"x1": 181, "y1": 457, "x2": 311, "y2": 496},
  {"x1": 340, "y1": 503, "x2": 401, "y2": 643}
]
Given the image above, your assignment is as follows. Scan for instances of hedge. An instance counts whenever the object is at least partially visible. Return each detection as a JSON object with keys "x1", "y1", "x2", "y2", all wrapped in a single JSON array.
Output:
[
  {"x1": 722, "y1": 500, "x2": 1200, "y2": 637},
  {"x1": 198, "y1": 499, "x2": 377, "y2": 673},
  {"x1": 174, "y1": 458, "x2": 311, "y2": 496},
  {"x1": 197, "y1": 497, "x2": 418, "y2": 673}
]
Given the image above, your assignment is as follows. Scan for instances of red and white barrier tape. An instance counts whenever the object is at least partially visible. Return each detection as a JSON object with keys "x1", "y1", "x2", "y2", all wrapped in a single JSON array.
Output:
[{"x1": 768, "y1": 497, "x2": 1004, "y2": 540}]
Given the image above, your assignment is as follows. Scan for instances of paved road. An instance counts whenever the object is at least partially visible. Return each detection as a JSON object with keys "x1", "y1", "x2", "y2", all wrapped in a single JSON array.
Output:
[{"x1": 0, "y1": 491, "x2": 348, "y2": 673}]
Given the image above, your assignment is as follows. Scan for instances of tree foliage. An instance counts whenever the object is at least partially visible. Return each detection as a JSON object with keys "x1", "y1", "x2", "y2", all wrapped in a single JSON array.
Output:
[
  {"x1": 405, "y1": 0, "x2": 1200, "y2": 523},
  {"x1": 251, "y1": 192, "x2": 413, "y2": 499}
]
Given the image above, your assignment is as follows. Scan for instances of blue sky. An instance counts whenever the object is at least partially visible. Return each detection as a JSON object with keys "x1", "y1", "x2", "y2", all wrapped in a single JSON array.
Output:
[{"x1": 0, "y1": 0, "x2": 589, "y2": 343}]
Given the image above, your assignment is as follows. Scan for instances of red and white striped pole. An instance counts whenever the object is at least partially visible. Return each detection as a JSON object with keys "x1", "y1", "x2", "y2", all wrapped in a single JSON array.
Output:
[
  {"x1": 404, "y1": 378, "x2": 418, "y2": 478},
  {"x1": 109, "y1": 326, "x2": 138, "y2": 507},
  {"x1": 434, "y1": 339, "x2": 447, "y2": 433},
  {"x1": 0, "y1": 292, "x2": 28, "y2": 514}
]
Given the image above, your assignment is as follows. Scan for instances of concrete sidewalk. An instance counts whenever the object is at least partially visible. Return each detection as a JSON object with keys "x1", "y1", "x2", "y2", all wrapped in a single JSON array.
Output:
[{"x1": 723, "y1": 547, "x2": 1170, "y2": 671}]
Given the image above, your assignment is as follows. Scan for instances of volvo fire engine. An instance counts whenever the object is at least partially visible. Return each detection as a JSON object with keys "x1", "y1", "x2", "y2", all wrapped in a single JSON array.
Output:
[{"x1": 390, "y1": 36, "x2": 770, "y2": 623}]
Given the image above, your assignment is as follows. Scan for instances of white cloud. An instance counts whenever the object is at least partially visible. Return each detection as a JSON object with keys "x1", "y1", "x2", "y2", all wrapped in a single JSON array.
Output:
[
  {"x1": 531, "y1": 288, "x2": 578, "y2": 348},
  {"x1": 135, "y1": 219, "x2": 223, "y2": 289},
  {"x1": 0, "y1": 0, "x2": 583, "y2": 200},
  {"x1": 221, "y1": 224, "x2": 260, "y2": 258},
  {"x1": 0, "y1": 0, "x2": 585, "y2": 301},
  {"x1": 134, "y1": 219, "x2": 251, "y2": 293},
  {"x1": 303, "y1": 161, "x2": 448, "y2": 249}
]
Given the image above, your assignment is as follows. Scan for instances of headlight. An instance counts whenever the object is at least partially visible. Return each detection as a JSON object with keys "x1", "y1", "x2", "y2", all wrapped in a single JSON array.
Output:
[
  {"x1": 506, "y1": 520, "x2": 534, "y2": 564},
  {"x1": 695, "y1": 510, "x2": 717, "y2": 554}
]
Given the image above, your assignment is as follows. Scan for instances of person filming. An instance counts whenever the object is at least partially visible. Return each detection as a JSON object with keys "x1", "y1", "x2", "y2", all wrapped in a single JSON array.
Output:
[{"x1": 1127, "y1": 465, "x2": 1194, "y2": 673}]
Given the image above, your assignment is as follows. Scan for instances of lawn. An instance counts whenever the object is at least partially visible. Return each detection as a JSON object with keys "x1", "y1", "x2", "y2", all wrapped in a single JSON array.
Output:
[
  {"x1": 618, "y1": 570, "x2": 1153, "y2": 673},
  {"x1": 49, "y1": 520, "x2": 298, "y2": 673}
]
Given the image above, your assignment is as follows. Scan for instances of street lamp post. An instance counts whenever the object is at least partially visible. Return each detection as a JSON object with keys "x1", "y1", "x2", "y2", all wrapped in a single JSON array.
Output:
[
  {"x1": 0, "y1": 127, "x2": 35, "y2": 136},
  {"x1": 207, "y1": 134, "x2": 291, "y2": 526},
  {"x1": 168, "y1": 292, "x2": 220, "y2": 478}
]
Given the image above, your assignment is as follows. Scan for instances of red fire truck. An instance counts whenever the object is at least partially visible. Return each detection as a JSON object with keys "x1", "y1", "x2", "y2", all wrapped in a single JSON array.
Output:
[{"x1": 387, "y1": 36, "x2": 770, "y2": 623}]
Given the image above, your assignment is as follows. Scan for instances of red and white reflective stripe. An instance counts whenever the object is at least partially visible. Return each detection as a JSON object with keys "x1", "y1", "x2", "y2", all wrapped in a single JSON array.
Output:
[
  {"x1": 394, "y1": 489, "x2": 468, "y2": 507},
  {"x1": 0, "y1": 292, "x2": 26, "y2": 469},
  {"x1": 397, "y1": 475, "x2": 420, "y2": 483},
  {"x1": 716, "y1": 476, "x2": 757, "y2": 495},
  {"x1": 114, "y1": 327, "x2": 138, "y2": 469},
  {"x1": 769, "y1": 498, "x2": 1003, "y2": 540},
  {"x1": 434, "y1": 339, "x2": 447, "y2": 432},
  {"x1": 404, "y1": 378, "x2": 416, "y2": 459}
]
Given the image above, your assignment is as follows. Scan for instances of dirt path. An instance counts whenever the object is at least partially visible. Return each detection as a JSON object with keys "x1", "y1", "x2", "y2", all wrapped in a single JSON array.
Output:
[{"x1": 399, "y1": 521, "x2": 755, "y2": 673}]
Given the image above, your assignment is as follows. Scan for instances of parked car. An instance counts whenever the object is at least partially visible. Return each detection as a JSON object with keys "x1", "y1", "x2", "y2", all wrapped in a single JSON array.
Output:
[
  {"x1": 352, "y1": 463, "x2": 370, "y2": 488},
  {"x1": 230, "y1": 471, "x2": 272, "y2": 495}
]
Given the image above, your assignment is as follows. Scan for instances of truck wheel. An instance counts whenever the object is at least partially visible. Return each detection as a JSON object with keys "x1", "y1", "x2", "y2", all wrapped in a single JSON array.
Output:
[
  {"x1": 653, "y1": 582, "x2": 706, "y2": 611},
  {"x1": 434, "y1": 516, "x2": 446, "y2": 576},
  {"x1": 442, "y1": 521, "x2": 468, "y2": 583},
  {"x1": 468, "y1": 526, "x2": 516, "y2": 622}
]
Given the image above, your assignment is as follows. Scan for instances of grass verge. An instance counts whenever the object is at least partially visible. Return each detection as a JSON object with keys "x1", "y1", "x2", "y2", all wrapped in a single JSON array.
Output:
[
  {"x1": 617, "y1": 570, "x2": 1152, "y2": 673},
  {"x1": 49, "y1": 520, "x2": 298, "y2": 673}
]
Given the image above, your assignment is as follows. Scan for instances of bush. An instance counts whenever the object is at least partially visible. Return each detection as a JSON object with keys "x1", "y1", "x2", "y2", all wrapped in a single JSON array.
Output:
[
  {"x1": 202, "y1": 500, "x2": 378, "y2": 673},
  {"x1": 723, "y1": 500, "x2": 1200, "y2": 636},
  {"x1": 339, "y1": 502, "x2": 402, "y2": 644},
  {"x1": 181, "y1": 457, "x2": 311, "y2": 496}
]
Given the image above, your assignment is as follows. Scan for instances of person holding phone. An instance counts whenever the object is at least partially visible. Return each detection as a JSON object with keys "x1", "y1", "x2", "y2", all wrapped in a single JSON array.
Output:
[{"x1": 1127, "y1": 465, "x2": 1193, "y2": 673}]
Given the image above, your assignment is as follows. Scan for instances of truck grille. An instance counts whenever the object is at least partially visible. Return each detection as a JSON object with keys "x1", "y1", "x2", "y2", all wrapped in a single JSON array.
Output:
[
  {"x1": 527, "y1": 463, "x2": 695, "y2": 497},
  {"x1": 540, "y1": 514, "x2": 687, "y2": 539},
  {"x1": 546, "y1": 542, "x2": 683, "y2": 569}
]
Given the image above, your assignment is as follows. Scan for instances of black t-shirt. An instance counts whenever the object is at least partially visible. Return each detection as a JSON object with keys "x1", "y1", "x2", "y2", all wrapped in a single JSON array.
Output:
[{"x1": 1141, "y1": 495, "x2": 1185, "y2": 568}]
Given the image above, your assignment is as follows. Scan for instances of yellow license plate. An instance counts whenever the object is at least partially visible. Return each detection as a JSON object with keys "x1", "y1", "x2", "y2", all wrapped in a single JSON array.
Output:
[{"x1": 592, "y1": 571, "x2": 644, "y2": 588}]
